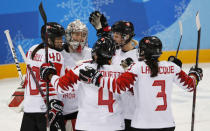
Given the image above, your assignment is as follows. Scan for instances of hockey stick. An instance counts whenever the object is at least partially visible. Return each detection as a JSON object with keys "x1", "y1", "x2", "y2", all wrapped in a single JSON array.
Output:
[
  {"x1": 4, "y1": 30, "x2": 24, "y2": 111},
  {"x1": 191, "y1": 11, "x2": 201, "y2": 131},
  {"x1": 4, "y1": 30, "x2": 24, "y2": 82},
  {"x1": 18, "y1": 45, "x2": 46, "y2": 99},
  {"x1": 39, "y1": 3, "x2": 53, "y2": 131},
  {"x1": 175, "y1": 21, "x2": 183, "y2": 58}
]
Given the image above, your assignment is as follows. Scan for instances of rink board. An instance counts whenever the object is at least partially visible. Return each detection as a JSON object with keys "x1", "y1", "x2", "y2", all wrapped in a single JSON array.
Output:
[{"x1": 0, "y1": 49, "x2": 210, "y2": 79}]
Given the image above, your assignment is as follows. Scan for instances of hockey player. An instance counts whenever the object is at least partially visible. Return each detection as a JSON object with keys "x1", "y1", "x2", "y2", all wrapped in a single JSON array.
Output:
[
  {"x1": 89, "y1": 11, "x2": 138, "y2": 130},
  {"x1": 128, "y1": 36, "x2": 203, "y2": 131},
  {"x1": 40, "y1": 36, "x2": 137, "y2": 131},
  {"x1": 61, "y1": 19, "x2": 91, "y2": 131},
  {"x1": 78, "y1": 36, "x2": 203, "y2": 131},
  {"x1": 20, "y1": 22, "x2": 66, "y2": 131}
]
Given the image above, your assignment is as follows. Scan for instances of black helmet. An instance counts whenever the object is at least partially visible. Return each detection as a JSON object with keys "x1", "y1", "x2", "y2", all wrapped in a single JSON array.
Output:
[
  {"x1": 92, "y1": 36, "x2": 116, "y2": 59},
  {"x1": 92, "y1": 36, "x2": 116, "y2": 67},
  {"x1": 41, "y1": 22, "x2": 65, "y2": 51},
  {"x1": 111, "y1": 21, "x2": 135, "y2": 45},
  {"x1": 138, "y1": 36, "x2": 162, "y2": 61}
]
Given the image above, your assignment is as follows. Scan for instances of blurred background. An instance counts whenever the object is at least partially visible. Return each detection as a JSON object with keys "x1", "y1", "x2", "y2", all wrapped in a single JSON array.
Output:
[{"x1": 0, "y1": 0, "x2": 210, "y2": 79}]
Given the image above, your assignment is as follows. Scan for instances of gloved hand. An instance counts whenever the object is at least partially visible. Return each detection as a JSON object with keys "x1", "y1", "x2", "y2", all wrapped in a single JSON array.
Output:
[
  {"x1": 48, "y1": 99, "x2": 64, "y2": 128},
  {"x1": 120, "y1": 57, "x2": 134, "y2": 70},
  {"x1": 168, "y1": 56, "x2": 182, "y2": 68},
  {"x1": 79, "y1": 66, "x2": 102, "y2": 86},
  {"x1": 40, "y1": 61, "x2": 57, "y2": 82},
  {"x1": 89, "y1": 11, "x2": 108, "y2": 30},
  {"x1": 188, "y1": 66, "x2": 203, "y2": 84}
]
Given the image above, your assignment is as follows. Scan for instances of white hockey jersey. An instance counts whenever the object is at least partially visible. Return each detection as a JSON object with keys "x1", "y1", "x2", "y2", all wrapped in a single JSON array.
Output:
[
  {"x1": 61, "y1": 46, "x2": 91, "y2": 115},
  {"x1": 23, "y1": 44, "x2": 65, "y2": 113},
  {"x1": 127, "y1": 61, "x2": 195, "y2": 128},
  {"x1": 51, "y1": 61, "x2": 125, "y2": 131},
  {"x1": 112, "y1": 48, "x2": 138, "y2": 120}
]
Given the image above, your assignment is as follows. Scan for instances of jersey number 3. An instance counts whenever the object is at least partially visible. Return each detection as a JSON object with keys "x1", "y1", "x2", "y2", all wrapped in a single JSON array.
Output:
[{"x1": 153, "y1": 80, "x2": 167, "y2": 111}]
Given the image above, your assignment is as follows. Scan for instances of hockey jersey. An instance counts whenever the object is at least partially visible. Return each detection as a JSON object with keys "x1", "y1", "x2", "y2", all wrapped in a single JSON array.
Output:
[
  {"x1": 112, "y1": 48, "x2": 138, "y2": 120},
  {"x1": 127, "y1": 61, "x2": 196, "y2": 128},
  {"x1": 51, "y1": 61, "x2": 125, "y2": 131},
  {"x1": 23, "y1": 44, "x2": 65, "y2": 113},
  {"x1": 61, "y1": 46, "x2": 91, "y2": 115}
]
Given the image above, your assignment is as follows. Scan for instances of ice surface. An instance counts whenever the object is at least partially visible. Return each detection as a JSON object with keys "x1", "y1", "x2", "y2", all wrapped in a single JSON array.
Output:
[{"x1": 0, "y1": 63, "x2": 209, "y2": 131}]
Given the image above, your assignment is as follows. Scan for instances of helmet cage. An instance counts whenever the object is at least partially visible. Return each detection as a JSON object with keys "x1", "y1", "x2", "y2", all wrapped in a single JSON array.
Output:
[{"x1": 65, "y1": 20, "x2": 88, "y2": 50}]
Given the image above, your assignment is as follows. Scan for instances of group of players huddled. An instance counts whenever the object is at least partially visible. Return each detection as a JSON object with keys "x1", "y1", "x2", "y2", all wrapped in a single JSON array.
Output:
[{"x1": 20, "y1": 11, "x2": 203, "y2": 131}]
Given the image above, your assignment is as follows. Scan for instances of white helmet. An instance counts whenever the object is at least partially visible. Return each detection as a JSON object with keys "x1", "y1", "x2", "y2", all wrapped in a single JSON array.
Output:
[{"x1": 65, "y1": 19, "x2": 88, "y2": 52}]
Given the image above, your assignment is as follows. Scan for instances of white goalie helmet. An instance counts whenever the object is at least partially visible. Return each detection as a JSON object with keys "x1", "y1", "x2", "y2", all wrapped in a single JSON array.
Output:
[{"x1": 65, "y1": 19, "x2": 88, "y2": 52}]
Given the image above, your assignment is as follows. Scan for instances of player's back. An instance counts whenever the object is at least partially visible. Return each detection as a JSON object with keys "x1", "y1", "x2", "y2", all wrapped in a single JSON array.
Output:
[
  {"x1": 129, "y1": 60, "x2": 181, "y2": 128},
  {"x1": 73, "y1": 62, "x2": 125, "y2": 131},
  {"x1": 24, "y1": 44, "x2": 64, "y2": 113}
]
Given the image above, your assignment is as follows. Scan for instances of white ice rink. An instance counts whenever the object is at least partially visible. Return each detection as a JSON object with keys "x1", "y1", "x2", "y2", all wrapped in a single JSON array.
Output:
[{"x1": 0, "y1": 63, "x2": 209, "y2": 131}]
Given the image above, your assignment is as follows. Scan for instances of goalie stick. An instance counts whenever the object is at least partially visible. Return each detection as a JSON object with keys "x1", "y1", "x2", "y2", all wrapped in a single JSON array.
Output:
[
  {"x1": 175, "y1": 21, "x2": 183, "y2": 58},
  {"x1": 191, "y1": 11, "x2": 201, "y2": 131},
  {"x1": 4, "y1": 30, "x2": 24, "y2": 112}
]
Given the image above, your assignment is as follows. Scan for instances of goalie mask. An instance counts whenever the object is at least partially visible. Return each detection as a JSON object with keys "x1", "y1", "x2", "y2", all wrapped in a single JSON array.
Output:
[
  {"x1": 91, "y1": 36, "x2": 116, "y2": 66},
  {"x1": 111, "y1": 21, "x2": 135, "y2": 48},
  {"x1": 65, "y1": 19, "x2": 88, "y2": 53},
  {"x1": 41, "y1": 22, "x2": 65, "y2": 52},
  {"x1": 138, "y1": 36, "x2": 162, "y2": 61}
]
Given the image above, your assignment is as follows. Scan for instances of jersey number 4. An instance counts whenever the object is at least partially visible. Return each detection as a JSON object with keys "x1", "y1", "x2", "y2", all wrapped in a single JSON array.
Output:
[
  {"x1": 98, "y1": 87, "x2": 115, "y2": 113},
  {"x1": 153, "y1": 80, "x2": 167, "y2": 111}
]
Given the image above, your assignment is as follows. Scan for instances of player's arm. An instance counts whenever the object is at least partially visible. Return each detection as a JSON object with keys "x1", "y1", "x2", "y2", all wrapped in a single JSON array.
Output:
[
  {"x1": 174, "y1": 66, "x2": 203, "y2": 92},
  {"x1": 89, "y1": 11, "x2": 111, "y2": 38},
  {"x1": 79, "y1": 66, "x2": 137, "y2": 94},
  {"x1": 40, "y1": 62, "x2": 79, "y2": 94}
]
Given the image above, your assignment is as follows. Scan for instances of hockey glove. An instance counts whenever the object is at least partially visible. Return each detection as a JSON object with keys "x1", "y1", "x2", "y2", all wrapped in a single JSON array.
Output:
[
  {"x1": 89, "y1": 11, "x2": 109, "y2": 30},
  {"x1": 40, "y1": 61, "x2": 57, "y2": 82},
  {"x1": 168, "y1": 56, "x2": 182, "y2": 68},
  {"x1": 120, "y1": 57, "x2": 134, "y2": 70},
  {"x1": 79, "y1": 66, "x2": 102, "y2": 86},
  {"x1": 188, "y1": 66, "x2": 203, "y2": 84},
  {"x1": 48, "y1": 99, "x2": 64, "y2": 128}
]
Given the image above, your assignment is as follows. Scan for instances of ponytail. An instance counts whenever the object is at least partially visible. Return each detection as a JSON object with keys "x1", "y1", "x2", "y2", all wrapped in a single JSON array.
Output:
[
  {"x1": 31, "y1": 43, "x2": 44, "y2": 60},
  {"x1": 145, "y1": 59, "x2": 159, "y2": 77}
]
